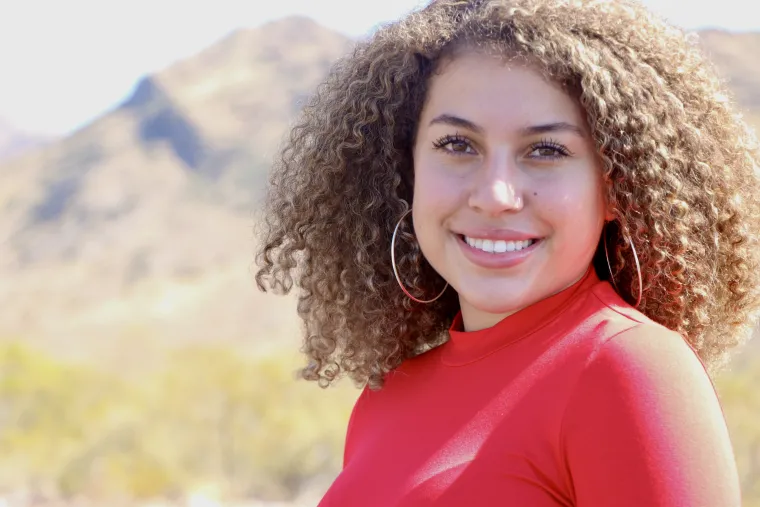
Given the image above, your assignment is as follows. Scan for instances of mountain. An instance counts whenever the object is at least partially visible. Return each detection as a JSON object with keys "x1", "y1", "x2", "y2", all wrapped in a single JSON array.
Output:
[
  {"x1": 0, "y1": 19, "x2": 757, "y2": 367},
  {"x1": 698, "y1": 30, "x2": 760, "y2": 127},
  {"x1": 0, "y1": 16, "x2": 352, "y2": 364},
  {"x1": 0, "y1": 119, "x2": 50, "y2": 162}
]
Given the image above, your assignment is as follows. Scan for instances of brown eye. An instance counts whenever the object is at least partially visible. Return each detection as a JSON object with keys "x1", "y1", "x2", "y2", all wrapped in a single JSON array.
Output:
[
  {"x1": 535, "y1": 146, "x2": 560, "y2": 157},
  {"x1": 449, "y1": 139, "x2": 471, "y2": 153},
  {"x1": 527, "y1": 139, "x2": 572, "y2": 160},
  {"x1": 433, "y1": 134, "x2": 476, "y2": 155}
]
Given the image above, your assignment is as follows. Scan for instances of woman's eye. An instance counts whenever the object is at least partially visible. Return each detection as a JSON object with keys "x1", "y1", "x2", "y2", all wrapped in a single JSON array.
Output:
[
  {"x1": 448, "y1": 140, "x2": 473, "y2": 153},
  {"x1": 532, "y1": 146, "x2": 561, "y2": 158},
  {"x1": 433, "y1": 135, "x2": 475, "y2": 155},
  {"x1": 528, "y1": 141, "x2": 571, "y2": 159}
]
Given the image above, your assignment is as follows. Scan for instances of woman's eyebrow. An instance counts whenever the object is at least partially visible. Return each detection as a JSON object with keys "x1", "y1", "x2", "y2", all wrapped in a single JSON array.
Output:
[
  {"x1": 429, "y1": 114, "x2": 585, "y2": 137},
  {"x1": 520, "y1": 122, "x2": 585, "y2": 137},
  {"x1": 429, "y1": 114, "x2": 484, "y2": 134}
]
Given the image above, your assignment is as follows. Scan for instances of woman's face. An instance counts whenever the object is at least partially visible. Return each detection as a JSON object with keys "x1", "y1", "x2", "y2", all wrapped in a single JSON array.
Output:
[{"x1": 412, "y1": 51, "x2": 611, "y2": 331}]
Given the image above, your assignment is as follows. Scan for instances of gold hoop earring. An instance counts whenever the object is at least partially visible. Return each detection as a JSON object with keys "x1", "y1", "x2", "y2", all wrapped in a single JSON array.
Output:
[
  {"x1": 604, "y1": 225, "x2": 642, "y2": 308},
  {"x1": 390, "y1": 209, "x2": 448, "y2": 304}
]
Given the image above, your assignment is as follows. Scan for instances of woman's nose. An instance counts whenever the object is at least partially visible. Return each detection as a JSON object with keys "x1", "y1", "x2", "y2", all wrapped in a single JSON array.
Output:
[{"x1": 468, "y1": 156, "x2": 524, "y2": 215}]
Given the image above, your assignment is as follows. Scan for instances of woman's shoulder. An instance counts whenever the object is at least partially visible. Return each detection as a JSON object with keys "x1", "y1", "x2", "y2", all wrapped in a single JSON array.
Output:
[
  {"x1": 548, "y1": 279, "x2": 720, "y2": 412},
  {"x1": 566, "y1": 282, "x2": 719, "y2": 426},
  {"x1": 586, "y1": 280, "x2": 701, "y2": 365},
  {"x1": 590, "y1": 320, "x2": 705, "y2": 380},
  {"x1": 560, "y1": 293, "x2": 738, "y2": 505}
]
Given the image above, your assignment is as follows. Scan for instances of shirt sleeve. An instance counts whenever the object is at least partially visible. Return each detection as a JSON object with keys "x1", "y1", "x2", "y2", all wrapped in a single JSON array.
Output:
[{"x1": 561, "y1": 324, "x2": 741, "y2": 507}]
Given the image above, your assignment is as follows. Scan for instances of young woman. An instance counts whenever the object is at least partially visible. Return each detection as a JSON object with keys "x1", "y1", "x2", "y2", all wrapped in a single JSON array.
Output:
[{"x1": 255, "y1": 0, "x2": 760, "y2": 505}]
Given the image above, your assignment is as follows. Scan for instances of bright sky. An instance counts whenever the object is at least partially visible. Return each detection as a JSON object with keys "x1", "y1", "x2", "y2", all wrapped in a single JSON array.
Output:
[{"x1": 0, "y1": 0, "x2": 755, "y2": 136}]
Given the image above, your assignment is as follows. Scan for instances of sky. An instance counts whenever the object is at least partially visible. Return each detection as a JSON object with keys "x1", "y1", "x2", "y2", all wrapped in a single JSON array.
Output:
[{"x1": 0, "y1": 0, "x2": 756, "y2": 136}]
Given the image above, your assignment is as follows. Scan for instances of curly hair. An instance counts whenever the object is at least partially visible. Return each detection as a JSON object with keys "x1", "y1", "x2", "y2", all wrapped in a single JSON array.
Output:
[{"x1": 255, "y1": 0, "x2": 760, "y2": 390}]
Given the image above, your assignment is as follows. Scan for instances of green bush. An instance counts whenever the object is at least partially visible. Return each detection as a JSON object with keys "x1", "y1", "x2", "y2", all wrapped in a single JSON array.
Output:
[{"x1": 0, "y1": 341, "x2": 358, "y2": 502}]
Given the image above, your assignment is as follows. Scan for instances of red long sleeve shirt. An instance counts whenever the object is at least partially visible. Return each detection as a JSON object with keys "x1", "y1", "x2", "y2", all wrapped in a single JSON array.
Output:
[{"x1": 318, "y1": 269, "x2": 741, "y2": 506}]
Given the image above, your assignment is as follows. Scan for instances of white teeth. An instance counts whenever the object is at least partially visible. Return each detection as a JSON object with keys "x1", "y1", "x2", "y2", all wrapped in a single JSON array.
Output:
[{"x1": 464, "y1": 236, "x2": 535, "y2": 253}]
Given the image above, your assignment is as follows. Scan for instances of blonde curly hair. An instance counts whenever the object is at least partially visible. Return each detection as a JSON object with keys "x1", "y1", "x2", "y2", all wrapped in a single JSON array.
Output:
[{"x1": 255, "y1": 0, "x2": 760, "y2": 389}]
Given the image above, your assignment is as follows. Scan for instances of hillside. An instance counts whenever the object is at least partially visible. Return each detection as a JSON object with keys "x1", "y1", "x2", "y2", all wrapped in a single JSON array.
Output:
[
  {"x1": 0, "y1": 16, "x2": 352, "y2": 364},
  {"x1": 698, "y1": 30, "x2": 760, "y2": 127},
  {"x1": 0, "y1": 20, "x2": 757, "y2": 367},
  {"x1": 0, "y1": 118, "x2": 50, "y2": 162}
]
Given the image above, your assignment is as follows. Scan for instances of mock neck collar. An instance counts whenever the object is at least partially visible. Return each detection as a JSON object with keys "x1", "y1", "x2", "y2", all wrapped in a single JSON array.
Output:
[{"x1": 442, "y1": 267, "x2": 600, "y2": 366}]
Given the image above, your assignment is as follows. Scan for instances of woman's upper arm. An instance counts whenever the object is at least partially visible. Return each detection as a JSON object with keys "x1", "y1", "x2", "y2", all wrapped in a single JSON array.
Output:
[{"x1": 561, "y1": 325, "x2": 741, "y2": 507}]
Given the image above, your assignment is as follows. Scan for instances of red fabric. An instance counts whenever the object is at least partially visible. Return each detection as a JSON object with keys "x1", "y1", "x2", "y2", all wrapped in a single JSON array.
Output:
[{"x1": 317, "y1": 269, "x2": 741, "y2": 506}]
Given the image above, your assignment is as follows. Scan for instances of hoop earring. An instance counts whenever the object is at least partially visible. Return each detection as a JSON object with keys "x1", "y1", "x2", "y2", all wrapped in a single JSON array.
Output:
[
  {"x1": 604, "y1": 225, "x2": 643, "y2": 308},
  {"x1": 390, "y1": 209, "x2": 448, "y2": 304}
]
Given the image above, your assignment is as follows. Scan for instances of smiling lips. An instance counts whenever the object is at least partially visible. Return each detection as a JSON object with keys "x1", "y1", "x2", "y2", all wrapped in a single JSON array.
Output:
[
  {"x1": 456, "y1": 232, "x2": 542, "y2": 269},
  {"x1": 463, "y1": 236, "x2": 535, "y2": 253}
]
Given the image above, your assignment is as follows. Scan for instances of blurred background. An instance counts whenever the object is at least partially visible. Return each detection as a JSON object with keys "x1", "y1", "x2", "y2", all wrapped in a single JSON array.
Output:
[{"x1": 0, "y1": 1, "x2": 759, "y2": 506}]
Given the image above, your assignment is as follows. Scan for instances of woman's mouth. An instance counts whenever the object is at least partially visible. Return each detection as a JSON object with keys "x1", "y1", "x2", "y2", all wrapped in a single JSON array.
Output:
[
  {"x1": 460, "y1": 235, "x2": 538, "y2": 254},
  {"x1": 456, "y1": 234, "x2": 542, "y2": 269}
]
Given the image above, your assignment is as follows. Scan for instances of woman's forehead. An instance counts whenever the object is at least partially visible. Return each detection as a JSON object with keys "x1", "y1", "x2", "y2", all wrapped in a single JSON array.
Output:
[{"x1": 421, "y1": 52, "x2": 586, "y2": 131}]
